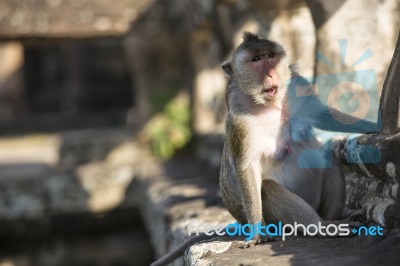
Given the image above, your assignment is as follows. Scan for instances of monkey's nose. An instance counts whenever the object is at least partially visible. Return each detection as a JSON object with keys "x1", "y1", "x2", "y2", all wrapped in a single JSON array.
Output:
[{"x1": 265, "y1": 67, "x2": 274, "y2": 77}]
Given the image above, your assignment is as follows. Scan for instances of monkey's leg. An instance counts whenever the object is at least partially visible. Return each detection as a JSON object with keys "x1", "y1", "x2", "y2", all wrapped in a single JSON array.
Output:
[
  {"x1": 279, "y1": 145, "x2": 324, "y2": 210},
  {"x1": 261, "y1": 179, "x2": 352, "y2": 239},
  {"x1": 317, "y1": 154, "x2": 346, "y2": 220},
  {"x1": 261, "y1": 179, "x2": 321, "y2": 225}
]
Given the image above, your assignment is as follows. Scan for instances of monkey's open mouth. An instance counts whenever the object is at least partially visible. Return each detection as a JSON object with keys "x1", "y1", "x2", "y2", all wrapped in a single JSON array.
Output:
[{"x1": 262, "y1": 86, "x2": 278, "y2": 97}]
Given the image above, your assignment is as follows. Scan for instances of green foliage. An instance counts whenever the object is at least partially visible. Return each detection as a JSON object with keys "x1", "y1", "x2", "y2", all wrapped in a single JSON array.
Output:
[
  {"x1": 148, "y1": 86, "x2": 180, "y2": 114},
  {"x1": 143, "y1": 93, "x2": 192, "y2": 158}
]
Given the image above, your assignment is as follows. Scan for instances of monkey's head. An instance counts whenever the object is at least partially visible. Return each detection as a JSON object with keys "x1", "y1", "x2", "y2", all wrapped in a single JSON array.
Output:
[{"x1": 222, "y1": 32, "x2": 290, "y2": 105}]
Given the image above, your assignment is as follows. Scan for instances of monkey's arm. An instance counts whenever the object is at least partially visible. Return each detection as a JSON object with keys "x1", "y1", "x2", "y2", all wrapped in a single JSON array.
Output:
[{"x1": 225, "y1": 116, "x2": 264, "y2": 241}]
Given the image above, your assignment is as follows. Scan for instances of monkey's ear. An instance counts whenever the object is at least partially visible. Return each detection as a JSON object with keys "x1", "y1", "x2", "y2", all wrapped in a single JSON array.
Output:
[{"x1": 221, "y1": 61, "x2": 233, "y2": 76}]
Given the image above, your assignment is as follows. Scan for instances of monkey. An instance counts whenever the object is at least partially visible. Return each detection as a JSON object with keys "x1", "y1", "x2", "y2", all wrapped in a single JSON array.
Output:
[
  {"x1": 150, "y1": 32, "x2": 378, "y2": 266},
  {"x1": 220, "y1": 31, "x2": 379, "y2": 245}
]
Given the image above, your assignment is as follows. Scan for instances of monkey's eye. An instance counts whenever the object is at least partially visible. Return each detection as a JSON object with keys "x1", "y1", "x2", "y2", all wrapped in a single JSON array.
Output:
[
  {"x1": 267, "y1": 52, "x2": 275, "y2": 58},
  {"x1": 251, "y1": 55, "x2": 261, "y2": 62}
]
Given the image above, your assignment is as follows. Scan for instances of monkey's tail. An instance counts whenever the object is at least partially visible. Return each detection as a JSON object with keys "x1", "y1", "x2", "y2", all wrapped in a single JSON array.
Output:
[{"x1": 150, "y1": 234, "x2": 215, "y2": 266}]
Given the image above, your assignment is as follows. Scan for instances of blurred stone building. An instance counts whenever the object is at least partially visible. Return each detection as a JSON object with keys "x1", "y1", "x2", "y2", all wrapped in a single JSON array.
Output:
[
  {"x1": 0, "y1": 0, "x2": 399, "y2": 153},
  {"x1": 0, "y1": 0, "x2": 151, "y2": 133}
]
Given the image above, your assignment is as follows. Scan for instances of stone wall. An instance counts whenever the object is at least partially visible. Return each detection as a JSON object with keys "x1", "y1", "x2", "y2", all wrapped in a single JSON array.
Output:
[
  {"x1": 2, "y1": 0, "x2": 397, "y2": 137},
  {"x1": 0, "y1": 130, "x2": 154, "y2": 266},
  {"x1": 0, "y1": 0, "x2": 151, "y2": 37}
]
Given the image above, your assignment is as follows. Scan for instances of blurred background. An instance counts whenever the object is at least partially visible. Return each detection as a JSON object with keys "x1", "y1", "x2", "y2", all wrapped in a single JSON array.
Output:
[{"x1": 0, "y1": 0, "x2": 399, "y2": 266}]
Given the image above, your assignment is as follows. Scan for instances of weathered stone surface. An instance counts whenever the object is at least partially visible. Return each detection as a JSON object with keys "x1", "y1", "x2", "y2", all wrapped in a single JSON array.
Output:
[
  {"x1": 0, "y1": 134, "x2": 59, "y2": 165},
  {"x1": 379, "y1": 30, "x2": 400, "y2": 133},
  {"x1": 139, "y1": 158, "x2": 226, "y2": 262},
  {"x1": 143, "y1": 157, "x2": 400, "y2": 266},
  {"x1": 0, "y1": 0, "x2": 152, "y2": 38},
  {"x1": 59, "y1": 128, "x2": 134, "y2": 167},
  {"x1": 306, "y1": 0, "x2": 400, "y2": 116},
  {"x1": 186, "y1": 233, "x2": 400, "y2": 266},
  {"x1": 0, "y1": 129, "x2": 146, "y2": 238},
  {"x1": 328, "y1": 32, "x2": 400, "y2": 228}
]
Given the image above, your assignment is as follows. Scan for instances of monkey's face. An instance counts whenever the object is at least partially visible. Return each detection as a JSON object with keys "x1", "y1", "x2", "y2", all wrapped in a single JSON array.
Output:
[
  {"x1": 235, "y1": 45, "x2": 288, "y2": 105},
  {"x1": 222, "y1": 34, "x2": 290, "y2": 106}
]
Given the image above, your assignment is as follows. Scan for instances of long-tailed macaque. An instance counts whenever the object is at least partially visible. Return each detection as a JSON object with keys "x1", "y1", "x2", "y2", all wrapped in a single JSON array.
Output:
[{"x1": 150, "y1": 32, "x2": 377, "y2": 266}]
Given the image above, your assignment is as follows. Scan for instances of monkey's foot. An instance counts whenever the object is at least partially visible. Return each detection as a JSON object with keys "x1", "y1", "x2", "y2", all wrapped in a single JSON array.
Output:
[
  {"x1": 238, "y1": 239, "x2": 260, "y2": 249},
  {"x1": 238, "y1": 235, "x2": 273, "y2": 248}
]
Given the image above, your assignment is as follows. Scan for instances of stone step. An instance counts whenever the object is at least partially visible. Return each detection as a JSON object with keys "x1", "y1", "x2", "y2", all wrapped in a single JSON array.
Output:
[{"x1": 142, "y1": 158, "x2": 400, "y2": 266}]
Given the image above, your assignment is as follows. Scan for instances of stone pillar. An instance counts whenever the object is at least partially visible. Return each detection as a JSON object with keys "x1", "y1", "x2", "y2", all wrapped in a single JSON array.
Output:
[
  {"x1": 0, "y1": 41, "x2": 26, "y2": 122},
  {"x1": 190, "y1": 29, "x2": 227, "y2": 135},
  {"x1": 306, "y1": 0, "x2": 400, "y2": 120},
  {"x1": 123, "y1": 33, "x2": 152, "y2": 127}
]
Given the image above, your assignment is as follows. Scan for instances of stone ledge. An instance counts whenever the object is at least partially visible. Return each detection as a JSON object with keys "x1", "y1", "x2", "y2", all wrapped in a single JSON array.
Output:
[
  {"x1": 142, "y1": 158, "x2": 400, "y2": 266},
  {"x1": 0, "y1": 132, "x2": 147, "y2": 241}
]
